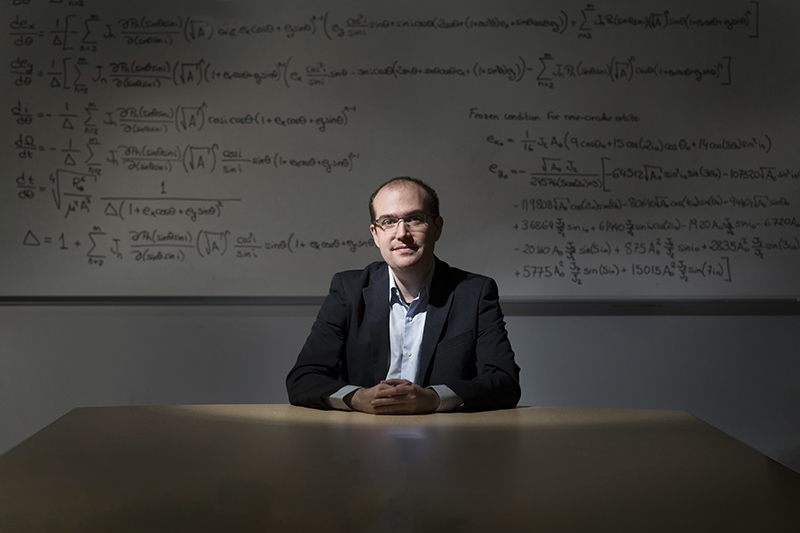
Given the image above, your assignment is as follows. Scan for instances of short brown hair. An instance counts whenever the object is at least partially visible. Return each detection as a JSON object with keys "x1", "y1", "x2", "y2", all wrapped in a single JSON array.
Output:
[{"x1": 368, "y1": 177, "x2": 440, "y2": 222}]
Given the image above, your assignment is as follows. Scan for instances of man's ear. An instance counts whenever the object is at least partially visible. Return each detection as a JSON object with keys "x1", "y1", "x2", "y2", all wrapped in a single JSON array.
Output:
[
  {"x1": 433, "y1": 216, "x2": 443, "y2": 241},
  {"x1": 370, "y1": 224, "x2": 381, "y2": 247}
]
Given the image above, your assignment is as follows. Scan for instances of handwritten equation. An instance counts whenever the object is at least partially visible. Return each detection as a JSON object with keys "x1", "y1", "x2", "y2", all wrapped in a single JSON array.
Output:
[
  {"x1": 9, "y1": 54, "x2": 736, "y2": 92},
  {"x1": 13, "y1": 99, "x2": 357, "y2": 133},
  {"x1": 8, "y1": 4, "x2": 760, "y2": 48},
  {"x1": 22, "y1": 225, "x2": 377, "y2": 267}
]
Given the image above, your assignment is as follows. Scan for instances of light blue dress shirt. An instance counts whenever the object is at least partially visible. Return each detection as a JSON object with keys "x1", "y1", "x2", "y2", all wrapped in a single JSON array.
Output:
[{"x1": 385, "y1": 273, "x2": 428, "y2": 382}]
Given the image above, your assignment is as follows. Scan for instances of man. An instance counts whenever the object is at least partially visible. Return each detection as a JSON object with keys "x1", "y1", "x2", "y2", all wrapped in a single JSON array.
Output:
[{"x1": 286, "y1": 177, "x2": 520, "y2": 413}]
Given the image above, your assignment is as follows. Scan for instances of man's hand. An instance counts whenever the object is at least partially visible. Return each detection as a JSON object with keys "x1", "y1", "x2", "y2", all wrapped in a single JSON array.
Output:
[{"x1": 346, "y1": 379, "x2": 440, "y2": 415}]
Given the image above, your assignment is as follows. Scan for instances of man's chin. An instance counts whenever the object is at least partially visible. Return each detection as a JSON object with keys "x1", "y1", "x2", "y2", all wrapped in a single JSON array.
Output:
[
  {"x1": 392, "y1": 259, "x2": 419, "y2": 270},
  {"x1": 388, "y1": 253, "x2": 434, "y2": 271}
]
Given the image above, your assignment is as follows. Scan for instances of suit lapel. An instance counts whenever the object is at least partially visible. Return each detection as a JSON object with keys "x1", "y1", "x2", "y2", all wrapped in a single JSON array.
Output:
[
  {"x1": 364, "y1": 264, "x2": 390, "y2": 384},
  {"x1": 418, "y1": 258, "x2": 455, "y2": 384}
]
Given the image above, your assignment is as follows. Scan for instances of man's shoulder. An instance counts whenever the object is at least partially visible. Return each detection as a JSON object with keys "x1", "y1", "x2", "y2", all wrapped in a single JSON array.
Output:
[
  {"x1": 332, "y1": 261, "x2": 387, "y2": 286},
  {"x1": 426, "y1": 258, "x2": 501, "y2": 309},
  {"x1": 435, "y1": 258, "x2": 494, "y2": 287}
]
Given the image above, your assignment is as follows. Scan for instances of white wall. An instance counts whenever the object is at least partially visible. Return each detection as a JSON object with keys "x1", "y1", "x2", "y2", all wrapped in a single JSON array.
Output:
[{"x1": 1, "y1": 305, "x2": 798, "y2": 474}]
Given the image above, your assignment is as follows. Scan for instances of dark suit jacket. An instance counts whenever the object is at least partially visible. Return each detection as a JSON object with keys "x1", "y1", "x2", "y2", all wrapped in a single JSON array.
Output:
[{"x1": 286, "y1": 258, "x2": 521, "y2": 411}]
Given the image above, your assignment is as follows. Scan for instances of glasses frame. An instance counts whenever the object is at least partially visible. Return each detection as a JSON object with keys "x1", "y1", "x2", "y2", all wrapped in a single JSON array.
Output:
[{"x1": 372, "y1": 211, "x2": 437, "y2": 232}]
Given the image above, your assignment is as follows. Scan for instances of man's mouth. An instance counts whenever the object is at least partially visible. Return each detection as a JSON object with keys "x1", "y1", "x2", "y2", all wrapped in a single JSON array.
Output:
[{"x1": 393, "y1": 245, "x2": 417, "y2": 253}]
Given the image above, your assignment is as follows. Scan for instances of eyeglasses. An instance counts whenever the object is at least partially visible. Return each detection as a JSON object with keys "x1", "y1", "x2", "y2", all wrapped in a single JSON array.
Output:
[{"x1": 373, "y1": 212, "x2": 436, "y2": 232}]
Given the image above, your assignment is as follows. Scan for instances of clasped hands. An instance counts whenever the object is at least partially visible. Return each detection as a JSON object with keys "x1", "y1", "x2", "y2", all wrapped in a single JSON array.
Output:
[{"x1": 345, "y1": 379, "x2": 440, "y2": 414}]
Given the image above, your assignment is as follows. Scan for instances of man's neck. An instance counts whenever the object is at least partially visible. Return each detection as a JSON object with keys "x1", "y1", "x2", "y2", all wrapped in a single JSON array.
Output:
[{"x1": 390, "y1": 263, "x2": 435, "y2": 304}]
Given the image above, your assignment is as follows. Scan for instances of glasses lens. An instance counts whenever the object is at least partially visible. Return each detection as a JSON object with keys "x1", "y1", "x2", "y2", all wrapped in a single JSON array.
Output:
[
  {"x1": 377, "y1": 217, "x2": 397, "y2": 230},
  {"x1": 406, "y1": 214, "x2": 425, "y2": 227}
]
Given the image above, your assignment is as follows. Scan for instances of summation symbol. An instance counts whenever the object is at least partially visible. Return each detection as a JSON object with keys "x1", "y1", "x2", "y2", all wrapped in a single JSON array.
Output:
[{"x1": 87, "y1": 226, "x2": 108, "y2": 266}]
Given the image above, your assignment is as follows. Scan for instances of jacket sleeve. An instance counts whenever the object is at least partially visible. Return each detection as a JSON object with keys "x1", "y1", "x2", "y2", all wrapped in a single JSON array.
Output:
[
  {"x1": 441, "y1": 276, "x2": 521, "y2": 411},
  {"x1": 285, "y1": 273, "x2": 351, "y2": 409}
]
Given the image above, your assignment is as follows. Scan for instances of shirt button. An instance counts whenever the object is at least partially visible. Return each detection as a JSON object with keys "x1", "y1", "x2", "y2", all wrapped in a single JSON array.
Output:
[{"x1": 407, "y1": 352, "x2": 412, "y2": 357}]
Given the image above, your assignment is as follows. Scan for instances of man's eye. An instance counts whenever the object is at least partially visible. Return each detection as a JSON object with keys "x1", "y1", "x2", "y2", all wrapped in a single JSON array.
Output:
[
  {"x1": 380, "y1": 218, "x2": 397, "y2": 226},
  {"x1": 407, "y1": 214, "x2": 424, "y2": 224}
]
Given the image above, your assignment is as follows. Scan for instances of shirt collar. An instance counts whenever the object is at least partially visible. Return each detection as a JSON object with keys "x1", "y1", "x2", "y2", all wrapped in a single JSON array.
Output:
[{"x1": 388, "y1": 262, "x2": 436, "y2": 303}]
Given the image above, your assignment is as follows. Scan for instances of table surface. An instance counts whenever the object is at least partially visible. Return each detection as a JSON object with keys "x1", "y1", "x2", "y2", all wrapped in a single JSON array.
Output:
[{"x1": 1, "y1": 404, "x2": 799, "y2": 532}]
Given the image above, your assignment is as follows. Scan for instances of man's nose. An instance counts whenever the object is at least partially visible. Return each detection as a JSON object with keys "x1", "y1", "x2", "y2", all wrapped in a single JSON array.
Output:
[{"x1": 395, "y1": 219, "x2": 410, "y2": 238}]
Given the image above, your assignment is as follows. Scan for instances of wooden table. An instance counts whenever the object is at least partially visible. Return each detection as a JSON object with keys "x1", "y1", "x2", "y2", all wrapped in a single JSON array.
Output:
[{"x1": 1, "y1": 405, "x2": 799, "y2": 532}]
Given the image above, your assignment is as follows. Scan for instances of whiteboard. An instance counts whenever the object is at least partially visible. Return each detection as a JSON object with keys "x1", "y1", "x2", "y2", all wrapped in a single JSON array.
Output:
[{"x1": 2, "y1": 0, "x2": 799, "y2": 299}]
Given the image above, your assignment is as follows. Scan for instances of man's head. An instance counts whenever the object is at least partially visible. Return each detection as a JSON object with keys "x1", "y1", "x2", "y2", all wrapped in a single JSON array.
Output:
[{"x1": 369, "y1": 177, "x2": 443, "y2": 277}]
